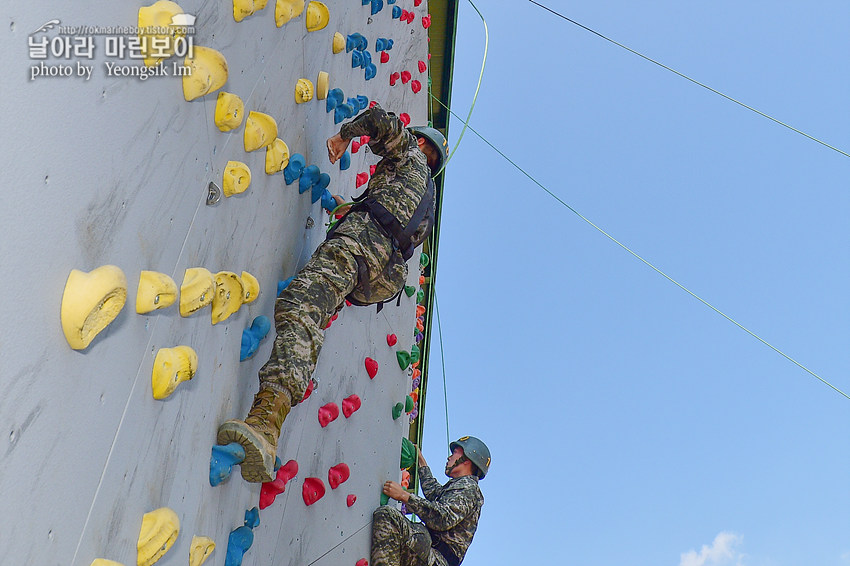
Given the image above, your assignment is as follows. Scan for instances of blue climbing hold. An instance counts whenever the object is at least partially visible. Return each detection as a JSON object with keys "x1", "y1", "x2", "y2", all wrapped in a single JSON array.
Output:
[
  {"x1": 224, "y1": 526, "x2": 254, "y2": 566},
  {"x1": 312, "y1": 173, "x2": 330, "y2": 203},
  {"x1": 244, "y1": 507, "x2": 260, "y2": 529},
  {"x1": 321, "y1": 190, "x2": 336, "y2": 212},
  {"x1": 346, "y1": 33, "x2": 366, "y2": 53},
  {"x1": 346, "y1": 97, "x2": 360, "y2": 111},
  {"x1": 385, "y1": 39, "x2": 393, "y2": 50},
  {"x1": 364, "y1": 63, "x2": 377, "y2": 81},
  {"x1": 334, "y1": 103, "x2": 356, "y2": 124},
  {"x1": 392, "y1": 5, "x2": 401, "y2": 18},
  {"x1": 351, "y1": 50, "x2": 364, "y2": 68},
  {"x1": 274, "y1": 456, "x2": 282, "y2": 471},
  {"x1": 277, "y1": 276, "x2": 294, "y2": 296},
  {"x1": 240, "y1": 315, "x2": 271, "y2": 361},
  {"x1": 284, "y1": 153, "x2": 306, "y2": 185},
  {"x1": 371, "y1": 0, "x2": 383, "y2": 15},
  {"x1": 326, "y1": 88, "x2": 344, "y2": 112},
  {"x1": 387, "y1": 0, "x2": 396, "y2": 4},
  {"x1": 361, "y1": 0, "x2": 370, "y2": 5},
  {"x1": 210, "y1": 443, "x2": 246, "y2": 487},
  {"x1": 375, "y1": 37, "x2": 389, "y2": 51},
  {"x1": 339, "y1": 150, "x2": 351, "y2": 171},
  {"x1": 361, "y1": 50, "x2": 372, "y2": 68},
  {"x1": 299, "y1": 165, "x2": 320, "y2": 194},
  {"x1": 356, "y1": 95, "x2": 370, "y2": 110}
]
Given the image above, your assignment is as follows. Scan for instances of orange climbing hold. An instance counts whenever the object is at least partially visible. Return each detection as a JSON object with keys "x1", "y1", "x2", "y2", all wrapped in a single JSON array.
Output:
[
  {"x1": 400, "y1": 469, "x2": 411, "y2": 488},
  {"x1": 342, "y1": 394, "x2": 362, "y2": 417},
  {"x1": 328, "y1": 463, "x2": 351, "y2": 489},
  {"x1": 365, "y1": 357, "x2": 379, "y2": 378},
  {"x1": 318, "y1": 402, "x2": 340, "y2": 427},
  {"x1": 302, "y1": 477, "x2": 326, "y2": 506}
]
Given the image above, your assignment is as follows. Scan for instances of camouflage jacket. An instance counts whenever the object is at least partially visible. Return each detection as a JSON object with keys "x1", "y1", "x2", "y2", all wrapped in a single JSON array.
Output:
[{"x1": 405, "y1": 466, "x2": 484, "y2": 565}]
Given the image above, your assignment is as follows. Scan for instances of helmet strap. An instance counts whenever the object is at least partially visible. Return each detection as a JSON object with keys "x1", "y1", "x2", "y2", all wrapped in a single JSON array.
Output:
[{"x1": 446, "y1": 454, "x2": 469, "y2": 475}]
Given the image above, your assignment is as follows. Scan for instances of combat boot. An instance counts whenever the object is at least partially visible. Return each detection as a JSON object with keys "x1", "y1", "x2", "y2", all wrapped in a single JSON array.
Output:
[{"x1": 217, "y1": 387, "x2": 291, "y2": 483}]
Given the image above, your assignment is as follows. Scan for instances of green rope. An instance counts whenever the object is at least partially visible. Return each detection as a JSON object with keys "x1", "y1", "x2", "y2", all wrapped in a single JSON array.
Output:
[
  {"x1": 431, "y1": 95, "x2": 850, "y2": 402},
  {"x1": 434, "y1": 293, "x2": 451, "y2": 448},
  {"x1": 528, "y1": 0, "x2": 850, "y2": 160}
]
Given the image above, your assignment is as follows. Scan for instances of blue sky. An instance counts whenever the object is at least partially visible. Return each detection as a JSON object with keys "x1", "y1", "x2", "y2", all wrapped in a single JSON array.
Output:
[{"x1": 419, "y1": 1, "x2": 850, "y2": 565}]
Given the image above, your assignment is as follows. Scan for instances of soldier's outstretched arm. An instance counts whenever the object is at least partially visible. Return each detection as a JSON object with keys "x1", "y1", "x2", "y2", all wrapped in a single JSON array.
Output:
[{"x1": 339, "y1": 105, "x2": 409, "y2": 161}]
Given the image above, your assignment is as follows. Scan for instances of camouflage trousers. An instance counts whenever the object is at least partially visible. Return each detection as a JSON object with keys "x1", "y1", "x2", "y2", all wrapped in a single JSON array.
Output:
[{"x1": 371, "y1": 506, "x2": 448, "y2": 566}]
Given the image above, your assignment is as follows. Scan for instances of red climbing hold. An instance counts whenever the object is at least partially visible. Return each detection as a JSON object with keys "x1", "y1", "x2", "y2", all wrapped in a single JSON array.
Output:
[
  {"x1": 380, "y1": 51, "x2": 389, "y2": 64},
  {"x1": 360, "y1": 135, "x2": 370, "y2": 144},
  {"x1": 346, "y1": 299, "x2": 353, "y2": 306},
  {"x1": 389, "y1": 72, "x2": 400, "y2": 86},
  {"x1": 302, "y1": 379, "x2": 315, "y2": 402},
  {"x1": 259, "y1": 459, "x2": 299, "y2": 509},
  {"x1": 386, "y1": 333, "x2": 398, "y2": 346},
  {"x1": 342, "y1": 394, "x2": 362, "y2": 418},
  {"x1": 347, "y1": 494, "x2": 357, "y2": 507},
  {"x1": 414, "y1": 0, "x2": 422, "y2": 5},
  {"x1": 401, "y1": 70, "x2": 411, "y2": 84},
  {"x1": 318, "y1": 402, "x2": 340, "y2": 427},
  {"x1": 369, "y1": 164, "x2": 377, "y2": 176},
  {"x1": 365, "y1": 357, "x2": 379, "y2": 379},
  {"x1": 427, "y1": 53, "x2": 431, "y2": 60},
  {"x1": 356, "y1": 172, "x2": 369, "y2": 188},
  {"x1": 418, "y1": 60, "x2": 427, "y2": 73},
  {"x1": 328, "y1": 463, "x2": 351, "y2": 489},
  {"x1": 351, "y1": 140, "x2": 361, "y2": 153},
  {"x1": 406, "y1": 10, "x2": 416, "y2": 23},
  {"x1": 411, "y1": 80, "x2": 422, "y2": 94},
  {"x1": 399, "y1": 113, "x2": 410, "y2": 126},
  {"x1": 356, "y1": 560, "x2": 369, "y2": 566},
  {"x1": 422, "y1": 14, "x2": 431, "y2": 29},
  {"x1": 400, "y1": 9, "x2": 409, "y2": 21},
  {"x1": 302, "y1": 477, "x2": 326, "y2": 506}
]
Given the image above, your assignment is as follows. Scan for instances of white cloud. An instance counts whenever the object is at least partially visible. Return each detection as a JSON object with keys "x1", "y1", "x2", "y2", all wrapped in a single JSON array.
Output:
[{"x1": 679, "y1": 532, "x2": 745, "y2": 566}]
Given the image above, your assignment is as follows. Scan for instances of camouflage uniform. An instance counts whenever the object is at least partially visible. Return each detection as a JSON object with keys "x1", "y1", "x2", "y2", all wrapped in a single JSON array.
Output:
[
  {"x1": 258, "y1": 106, "x2": 432, "y2": 404},
  {"x1": 371, "y1": 466, "x2": 484, "y2": 566}
]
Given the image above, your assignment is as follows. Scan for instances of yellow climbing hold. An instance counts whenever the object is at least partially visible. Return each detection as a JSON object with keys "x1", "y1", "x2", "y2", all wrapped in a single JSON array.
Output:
[
  {"x1": 182, "y1": 46, "x2": 228, "y2": 101},
  {"x1": 332, "y1": 32, "x2": 345, "y2": 54},
  {"x1": 316, "y1": 71, "x2": 329, "y2": 100},
  {"x1": 265, "y1": 138, "x2": 290, "y2": 175},
  {"x1": 90, "y1": 560, "x2": 125, "y2": 566},
  {"x1": 240, "y1": 271, "x2": 260, "y2": 303},
  {"x1": 136, "y1": 271, "x2": 178, "y2": 314},
  {"x1": 243, "y1": 111, "x2": 278, "y2": 152},
  {"x1": 189, "y1": 536, "x2": 216, "y2": 566},
  {"x1": 275, "y1": 0, "x2": 305, "y2": 26},
  {"x1": 214, "y1": 92, "x2": 245, "y2": 132},
  {"x1": 151, "y1": 346, "x2": 198, "y2": 400},
  {"x1": 295, "y1": 78, "x2": 314, "y2": 103},
  {"x1": 61, "y1": 265, "x2": 127, "y2": 350},
  {"x1": 222, "y1": 161, "x2": 251, "y2": 197},
  {"x1": 305, "y1": 1, "x2": 329, "y2": 32},
  {"x1": 211, "y1": 271, "x2": 244, "y2": 324},
  {"x1": 179, "y1": 267, "x2": 215, "y2": 317},
  {"x1": 233, "y1": 0, "x2": 256, "y2": 22},
  {"x1": 137, "y1": 507, "x2": 179, "y2": 566},
  {"x1": 138, "y1": 1, "x2": 185, "y2": 67}
]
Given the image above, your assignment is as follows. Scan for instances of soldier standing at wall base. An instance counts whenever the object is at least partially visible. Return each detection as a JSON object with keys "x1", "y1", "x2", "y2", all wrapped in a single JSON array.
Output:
[
  {"x1": 374, "y1": 436, "x2": 490, "y2": 566},
  {"x1": 216, "y1": 105, "x2": 449, "y2": 483}
]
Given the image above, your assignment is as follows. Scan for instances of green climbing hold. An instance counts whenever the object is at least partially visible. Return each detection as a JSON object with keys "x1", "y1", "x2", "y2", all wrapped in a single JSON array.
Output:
[
  {"x1": 404, "y1": 285, "x2": 416, "y2": 297},
  {"x1": 396, "y1": 350, "x2": 411, "y2": 370},
  {"x1": 416, "y1": 289, "x2": 425, "y2": 304},
  {"x1": 400, "y1": 437, "x2": 416, "y2": 469},
  {"x1": 410, "y1": 344, "x2": 420, "y2": 364},
  {"x1": 380, "y1": 492, "x2": 390, "y2": 506},
  {"x1": 392, "y1": 402, "x2": 404, "y2": 420},
  {"x1": 419, "y1": 252, "x2": 429, "y2": 268},
  {"x1": 404, "y1": 395, "x2": 414, "y2": 413}
]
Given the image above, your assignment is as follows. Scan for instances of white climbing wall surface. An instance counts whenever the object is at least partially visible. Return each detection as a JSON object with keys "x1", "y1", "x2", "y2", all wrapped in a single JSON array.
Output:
[{"x1": 0, "y1": 0, "x2": 432, "y2": 564}]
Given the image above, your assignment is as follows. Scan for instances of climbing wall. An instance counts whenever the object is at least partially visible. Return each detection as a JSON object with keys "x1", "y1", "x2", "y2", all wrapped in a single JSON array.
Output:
[{"x1": 0, "y1": 1, "x2": 433, "y2": 564}]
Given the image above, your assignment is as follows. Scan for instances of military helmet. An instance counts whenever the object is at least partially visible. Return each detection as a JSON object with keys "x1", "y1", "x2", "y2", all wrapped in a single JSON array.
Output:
[
  {"x1": 408, "y1": 125, "x2": 449, "y2": 174},
  {"x1": 450, "y1": 436, "x2": 491, "y2": 479}
]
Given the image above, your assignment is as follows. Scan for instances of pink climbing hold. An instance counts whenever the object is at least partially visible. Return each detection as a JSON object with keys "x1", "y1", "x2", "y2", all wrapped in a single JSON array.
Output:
[
  {"x1": 386, "y1": 333, "x2": 398, "y2": 346},
  {"x1": 398, "y1": 113, "x2": 410, "y2": 126},
  {"x1": 259, "y1": 459, "x2": 299, "y2": 509},
  {"x1": 356, "y1": 560, "x2": 369, "y2": 566},
  {"x1": 356, "y1": 172, "x2": 369, "y2": 188},
  {"x1": 365, "y1": 357, "x2": 379, "y2": 379},
  {"x1": 401, "y1": 70, "x2": 411, "y2": 84},
  {"x1": 302, "y1": 477, "x2": 326, "y2": 506},
  {"x1": 302, "y1": 379, "x2": 315, "y2": 402},
  {"x1": 351, "y1": 140, "x2": 362, "y2": 153},
  {"x1": 422, "y1": 14, "x2": 431, "y2": 29},
  {"x1": 411, "y1": 80, "x2": 422, "y2": 94},
  {"x1": 328, "y1": 463, "x2": 351, "y2": 489},
  {"x1": 380, "y1": 51, "x2": 389, "y2": 64},
  {"x1": 318, "y1": 402, "x2": 340, "y2": 427},
  {"x1": 370, "y1": 164, "x2": 377, "y2": 176},
  {"x1": 418, "y1": 60, "x2": 427, "y2": 73},
  {"x1": 347, "y1": 494, "x2": 357, "y2": 507},
  {"x1": 389, "y1": 72, "x2": 400, "y2": 86},
  {"x1": 342, "y1": 394, "x2": 362, "y2": 418}
]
